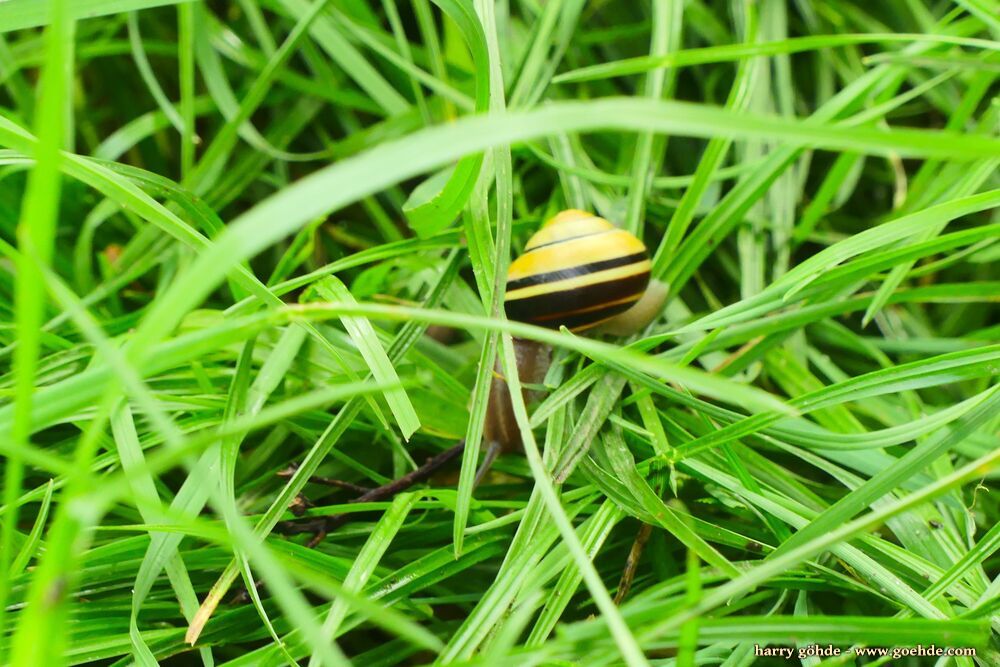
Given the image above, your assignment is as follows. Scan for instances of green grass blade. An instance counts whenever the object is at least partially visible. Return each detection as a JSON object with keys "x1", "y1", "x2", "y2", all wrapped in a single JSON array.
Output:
[
  {"x1": 1, "y1": 1, "x2": 73, "y2": 660},
  {"x1": 311, "y1": 277, "x2": 420, "y2": 440}
]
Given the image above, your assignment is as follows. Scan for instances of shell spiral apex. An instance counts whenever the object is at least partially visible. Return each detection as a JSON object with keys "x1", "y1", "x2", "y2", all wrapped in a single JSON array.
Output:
[{"x1": 504, "y1": 210, "x2": 651, "y2": 332}]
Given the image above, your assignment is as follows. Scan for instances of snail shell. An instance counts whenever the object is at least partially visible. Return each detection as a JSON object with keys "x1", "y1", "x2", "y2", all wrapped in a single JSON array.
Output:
[
  {"x1": 504, "y1": 210, "x2": 652, "y2": 332},
  {"x1": 478, "y1": 210, "x2": 659, "y2": 479}
]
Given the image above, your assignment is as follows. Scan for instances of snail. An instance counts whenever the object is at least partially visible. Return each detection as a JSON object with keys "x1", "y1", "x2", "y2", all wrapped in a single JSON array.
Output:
[{"x1": 477, "y1": 209, "x2": 667, "y2": 483}]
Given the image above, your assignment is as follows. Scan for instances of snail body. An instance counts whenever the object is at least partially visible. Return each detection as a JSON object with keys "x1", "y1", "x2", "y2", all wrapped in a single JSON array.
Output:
[{"x1": 478, "y1": 210, "x2": 662, "y2": 483}]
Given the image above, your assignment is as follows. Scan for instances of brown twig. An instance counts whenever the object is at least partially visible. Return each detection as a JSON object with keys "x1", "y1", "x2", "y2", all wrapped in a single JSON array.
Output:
[
  {"x1": 288, "y1": 493, "x2": 313, "y2": 517},
  {"x1": 614, "y1": 522, "x2": 652, "y2": 605},
  {"x1": 277, "y1": 464, "x2": 372, "y2": 494},
  {"x1": 275, "y1": 441, "x2": 467, "y2": 541},
  {"x1": 232, "y1": 441, "x2": 469, "y2": 603}
]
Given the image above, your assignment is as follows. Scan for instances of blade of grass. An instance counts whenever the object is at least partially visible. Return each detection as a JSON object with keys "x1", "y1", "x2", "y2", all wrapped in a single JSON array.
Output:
[
  {"x1": 0, "y1": 0, "x2": 195, "y2": 33},
  {"x1": 0, "y1": 1, "x2": 73, "y2": 659},
  {"x1": 310, "y1": 276, "x2": 420, "y2": 440}
]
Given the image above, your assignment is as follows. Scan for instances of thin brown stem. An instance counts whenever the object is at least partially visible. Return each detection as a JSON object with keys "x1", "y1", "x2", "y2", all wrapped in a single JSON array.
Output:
[
  {"x1": 614, "y1": 522, "x2": 652, "y2": 605},
  {"x1": 277, "y1": 465, "x2": 373, "y2": 494},
  {"x1": 275, "y1": 441, "x2": 466, "y2": 538},
  {"x1": 233, "y1": 441, "x2": 469, "y2": 604},
  {"x1": 473, "y1": 441, "x2": 503, "y2": 488}
]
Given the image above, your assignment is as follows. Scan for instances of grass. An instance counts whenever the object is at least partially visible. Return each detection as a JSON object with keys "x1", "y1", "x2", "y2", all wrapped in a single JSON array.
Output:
[{"x1": 0, "y1": 0, "x2": 998, "y2": 665}]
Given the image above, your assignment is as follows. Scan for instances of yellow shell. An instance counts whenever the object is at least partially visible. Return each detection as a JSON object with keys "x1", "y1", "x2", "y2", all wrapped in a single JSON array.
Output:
[{"x1": 505, "y1": 210, "x2": 651, "y2": 332}]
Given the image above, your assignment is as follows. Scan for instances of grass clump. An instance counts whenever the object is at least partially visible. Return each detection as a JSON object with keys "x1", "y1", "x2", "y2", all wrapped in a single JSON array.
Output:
[{"x1": 0, "y1": 0, "x2": 998, "y2": 665}]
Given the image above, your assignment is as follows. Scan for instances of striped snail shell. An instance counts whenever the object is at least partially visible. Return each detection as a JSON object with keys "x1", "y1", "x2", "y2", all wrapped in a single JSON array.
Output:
[{"x1": 504, "y1": 209, "x2": 652, "y2": 332}]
